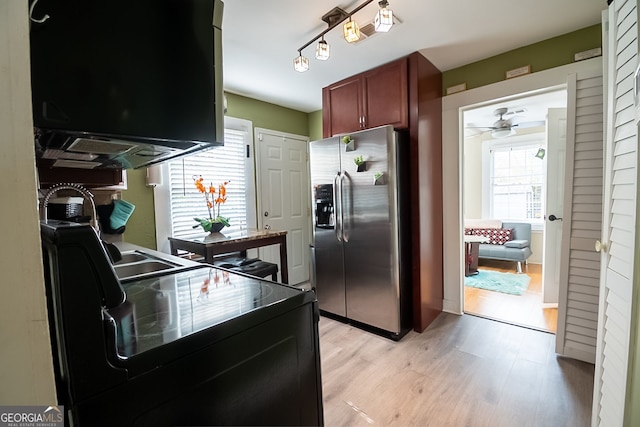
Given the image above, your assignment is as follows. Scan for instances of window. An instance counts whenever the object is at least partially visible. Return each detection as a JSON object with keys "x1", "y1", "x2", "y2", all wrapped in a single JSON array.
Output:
[
  {"x1": 482, "y1": 137, "x2": 546, "y2": 228},
  {"x1": 154, "y1": 117, "x2": 256, "y2": 253}
]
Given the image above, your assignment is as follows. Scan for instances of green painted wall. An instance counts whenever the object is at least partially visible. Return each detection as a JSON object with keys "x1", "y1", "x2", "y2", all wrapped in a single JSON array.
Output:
[
  {"x1": 122, "y1": 92, "x2": 311, "y2": 249},
  {"x1": 442, "y1": 24, "x2": 602, "y2": 93},
  {"x1": 226, "y1": 92, "x2": 309, "y2": 136},
  {"x1": 308, "y1": 110, "x2": 323, "y2": 141},
  {"x1": 122, "y1": 168, "x2": 156, "y2": 248}
]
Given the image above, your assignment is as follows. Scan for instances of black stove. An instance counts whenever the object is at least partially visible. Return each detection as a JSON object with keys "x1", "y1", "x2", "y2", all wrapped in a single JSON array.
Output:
[
  {"x1": 111, "y1": 267, "x2": 299, "y2": 358},
  {"x1": 40, "y1": 221, "x2": 323, "y2": 426}
]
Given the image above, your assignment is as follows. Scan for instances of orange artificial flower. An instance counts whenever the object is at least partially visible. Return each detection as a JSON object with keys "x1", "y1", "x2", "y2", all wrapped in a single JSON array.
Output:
[{"x1": 192, "y1": 175, "x2": 231, "y2": 231}]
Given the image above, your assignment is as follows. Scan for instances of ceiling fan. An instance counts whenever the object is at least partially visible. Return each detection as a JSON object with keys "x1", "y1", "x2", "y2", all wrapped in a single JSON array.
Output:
[{"x1": 466, "y1": 107, "x2": 546, "y2": 138}]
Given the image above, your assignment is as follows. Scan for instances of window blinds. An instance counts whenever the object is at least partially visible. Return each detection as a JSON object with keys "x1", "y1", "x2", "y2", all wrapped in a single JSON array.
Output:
[{"x1": 167, "y1": 128, "x2": 249, "y2": 240}]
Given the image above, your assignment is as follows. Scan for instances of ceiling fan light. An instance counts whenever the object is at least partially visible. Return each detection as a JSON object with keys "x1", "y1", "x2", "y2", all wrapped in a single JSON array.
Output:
[
  {"x1": 491, "y1": 128, "x2": 513, "y2": 138},
  {"x1": 293, "y1": 54, "x2": 309, "y2": 72},
  {"x1": 374, "y1": 1, "x2": 393, "y2": 32},
  {"x1": 343, "y1": 18, "x2": 360, "y2": 43},
  {"x1": 316, "y1": 39, "x2": 330, "y2": 60}
]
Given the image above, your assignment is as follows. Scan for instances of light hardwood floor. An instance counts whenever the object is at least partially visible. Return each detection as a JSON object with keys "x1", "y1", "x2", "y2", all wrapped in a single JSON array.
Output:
[
  {"x1": 319, "y1": 313, "x2": 594, "y2": 427},
  {"x1": 464, "y1": 260, "x2": 558, "y2": 333}
]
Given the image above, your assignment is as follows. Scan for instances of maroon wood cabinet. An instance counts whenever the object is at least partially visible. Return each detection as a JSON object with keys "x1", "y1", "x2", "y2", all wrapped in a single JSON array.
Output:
[
  {"x1": 38, "y1": 165, "x2": 124, "y2": 188},
  {"x1": 322, "y1": 57, "x2": 408, "y2": 137},
  {"x1": 321, "y1": 52, "x2": 443, "y2": 333}
]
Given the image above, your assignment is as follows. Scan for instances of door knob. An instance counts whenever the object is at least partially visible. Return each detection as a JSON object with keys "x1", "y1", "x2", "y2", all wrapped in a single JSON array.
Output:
[
  {"x1": 264, "y1": 224, "x2": 271, "y2": 230},
  {"x1": 548, "y1": 214, "x2": 563, "y2": 221},
  {"x1": 595, "y1": 240, "x2": 607, "y2": 253}
]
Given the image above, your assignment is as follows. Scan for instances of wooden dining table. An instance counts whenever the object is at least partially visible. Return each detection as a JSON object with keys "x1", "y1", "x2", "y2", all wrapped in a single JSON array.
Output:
[{"x1": 168, "y1": 229, "x2": 289, "y2": 284}]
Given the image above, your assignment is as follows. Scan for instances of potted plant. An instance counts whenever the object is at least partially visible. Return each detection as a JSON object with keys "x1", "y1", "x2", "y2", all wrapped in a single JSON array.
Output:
[
  {"x1": 342, "y1": 135, "x2": 355, "y2": 151},
  {"x1": 373, "y1": 171, "x2": 384, "y2": 185},
  {"x1": 354, "y1": 155, "x2": 366, "y2": 172},
  {"x1": 192, "y1": 175, "x2": 231, "y2": 233}
]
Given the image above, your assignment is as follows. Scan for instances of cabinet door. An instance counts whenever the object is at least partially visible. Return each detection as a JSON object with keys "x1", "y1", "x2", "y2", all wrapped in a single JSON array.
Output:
[
  {"x1": 322, "y1": 75, "x2": 363, "y2": 137},
  {"x1": 362, "y1": 58, "x2": 408, "y2": 129}
]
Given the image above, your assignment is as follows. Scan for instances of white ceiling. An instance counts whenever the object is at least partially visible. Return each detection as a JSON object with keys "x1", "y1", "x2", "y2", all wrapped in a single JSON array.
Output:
[{"x1": 222, "y1": 0, "x2": 605, "y2": 113}]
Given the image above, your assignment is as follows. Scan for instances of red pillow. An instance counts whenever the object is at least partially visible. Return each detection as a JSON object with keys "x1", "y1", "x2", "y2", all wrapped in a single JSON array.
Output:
[{"x1": 470, "y1": 228, "x2": 513, "y2": 245}]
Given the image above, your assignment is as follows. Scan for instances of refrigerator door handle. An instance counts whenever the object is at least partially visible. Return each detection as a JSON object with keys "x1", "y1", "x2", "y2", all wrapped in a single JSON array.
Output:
[
  {"x1": 333, "y1": 172, "x2": 343, "y2": 243},
  {"x1": 339, "y1": 172, "x2": 349, "y2": 242}
]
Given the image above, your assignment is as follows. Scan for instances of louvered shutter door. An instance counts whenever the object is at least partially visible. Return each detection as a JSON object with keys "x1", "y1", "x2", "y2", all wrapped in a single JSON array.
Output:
[
  {"x1": 555, "y1": 70, "x2": 604, "y2": 363},
  {"x1": 593, "y1": 1, "x2": 637, "y2": 425}
]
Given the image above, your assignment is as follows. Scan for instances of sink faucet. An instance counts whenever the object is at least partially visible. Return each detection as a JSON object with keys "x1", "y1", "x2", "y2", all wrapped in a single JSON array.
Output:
[{"x1": 41, "y1": 183, "x2": 99, "y2": 234}]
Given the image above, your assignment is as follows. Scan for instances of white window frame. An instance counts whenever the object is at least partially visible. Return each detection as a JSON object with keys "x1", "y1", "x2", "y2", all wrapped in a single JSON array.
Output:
[
  {"x1": 481, "y1": 132, "x2": 546, "y2": 230},
  {"x1": 153, "y1": 116, "x2": 256, "y2": 254}
]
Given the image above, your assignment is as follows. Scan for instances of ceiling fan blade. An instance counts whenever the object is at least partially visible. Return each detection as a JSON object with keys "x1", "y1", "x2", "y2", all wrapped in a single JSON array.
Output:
[
  {"x1": 464, "y1": 125, "x2": 497, "y2": 130},
  {"x1": 512, "y1": 120, "x2": 546, "y2": 129}
]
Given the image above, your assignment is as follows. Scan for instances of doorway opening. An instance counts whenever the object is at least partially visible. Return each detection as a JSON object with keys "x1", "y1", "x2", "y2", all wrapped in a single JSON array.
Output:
[{"x1": 461, "y1": 89, "x2": 567, "y2": 334}]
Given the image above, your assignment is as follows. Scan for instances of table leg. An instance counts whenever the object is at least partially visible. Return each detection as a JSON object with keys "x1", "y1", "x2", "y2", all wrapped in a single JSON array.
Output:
[
  {"x1": 465, "y1": 242, "x2": 480, "y2": 276},
  {"x1": 464, "y1": 242, "x2": 471, "y2": 277},
  {"x1": 279, "y1": 237, "x2": 289, "y2": 284}
]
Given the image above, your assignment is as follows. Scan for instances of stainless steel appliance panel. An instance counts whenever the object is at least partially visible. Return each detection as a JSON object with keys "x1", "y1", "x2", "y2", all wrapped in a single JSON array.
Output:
[
  {"x1": 342, "y1": 126, "x2": 401, "y2": 333},
  {"x1": 309, "y1": 137, "x2": 346, "y2": 317}
]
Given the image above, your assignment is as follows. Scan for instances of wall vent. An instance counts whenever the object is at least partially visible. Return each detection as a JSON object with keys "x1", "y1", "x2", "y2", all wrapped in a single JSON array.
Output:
[{"x1": 353, "y1": 14, "x2": 402, "y2": 43}]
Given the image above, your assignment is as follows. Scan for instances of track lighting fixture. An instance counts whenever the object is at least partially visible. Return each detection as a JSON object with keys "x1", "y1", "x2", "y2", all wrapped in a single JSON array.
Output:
[
  {"x1": 293, "y1": 0, "x2": 394, "y2": 72},
  {"x1": 375, "y1": 0, "x2": 393, "y2": 32},
  {"x1": 343, "y1": 17, "x2": 361, "y2": 43},
  {"x1": 316, "y1": 37, "x2": 330, "y2": 60},
  {"x1": 293, "y1": 51, "x2": 309, "y2": 72}
]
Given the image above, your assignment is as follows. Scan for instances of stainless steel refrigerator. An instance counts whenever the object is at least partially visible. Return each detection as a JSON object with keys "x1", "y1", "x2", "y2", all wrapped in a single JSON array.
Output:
[{"x1": 309, "y1": 125, "x2": 411, "y2": 339}]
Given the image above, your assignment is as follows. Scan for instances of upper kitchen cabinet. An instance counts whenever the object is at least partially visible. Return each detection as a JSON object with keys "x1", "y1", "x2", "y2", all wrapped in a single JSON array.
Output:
[{"x1": 322, "y1": 57, "x2": 408, "y2": 137}]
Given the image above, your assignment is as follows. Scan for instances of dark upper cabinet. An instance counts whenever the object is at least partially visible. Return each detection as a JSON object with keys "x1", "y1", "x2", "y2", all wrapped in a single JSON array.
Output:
[{"x1": 322, "y1": 57, "x2": 408, "y2": 137}]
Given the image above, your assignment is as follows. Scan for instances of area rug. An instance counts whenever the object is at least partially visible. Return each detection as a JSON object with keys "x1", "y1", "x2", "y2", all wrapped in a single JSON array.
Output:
[{"x1": 464, "y1": 269, "x2": 531, "y2": 295}]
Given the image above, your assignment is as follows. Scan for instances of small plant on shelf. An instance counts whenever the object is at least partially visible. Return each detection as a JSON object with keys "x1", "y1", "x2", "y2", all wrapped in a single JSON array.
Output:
[
  {"x1": 354, "y1": 155, "x2": 366, "y2": 172},
  {"x1": 342, "y1": 135, "x2": 355, "y2": 151},
  {"x1": 373, "y1": 171, "x2": 384, "y2": 185}
]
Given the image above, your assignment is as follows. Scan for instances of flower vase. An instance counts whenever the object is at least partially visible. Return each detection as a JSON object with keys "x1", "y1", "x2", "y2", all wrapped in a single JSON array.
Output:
[{"x1": 208, "y1": 222, "x2": 225, "y2": 233}]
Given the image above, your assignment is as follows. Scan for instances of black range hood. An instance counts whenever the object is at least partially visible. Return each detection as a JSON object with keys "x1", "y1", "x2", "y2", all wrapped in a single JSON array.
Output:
[{"x1": 29, "y1": 0, "x2": 225, "y2": 170}]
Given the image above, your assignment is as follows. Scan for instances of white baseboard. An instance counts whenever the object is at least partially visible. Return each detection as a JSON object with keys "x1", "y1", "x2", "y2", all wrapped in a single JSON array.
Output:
[{"x1": 443, "y1": 299, "x2": 463, "y2": 315}]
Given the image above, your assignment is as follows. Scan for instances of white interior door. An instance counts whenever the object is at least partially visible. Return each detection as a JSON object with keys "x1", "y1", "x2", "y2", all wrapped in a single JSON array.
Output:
[
  {"x1": 256, "y1": 129, "x2": 311, "y2": 285},
  {"x1": 542, "y1": 107, "x2": 567, "y2": 304}
]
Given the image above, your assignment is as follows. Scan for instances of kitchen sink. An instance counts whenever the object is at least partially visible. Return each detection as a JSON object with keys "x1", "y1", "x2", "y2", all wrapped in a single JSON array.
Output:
[
  {"x1": 114, "y1": 260, "x2": 179, "y2": 279},
  {"x1": 114, "y1": 251, "x2": 183, "y2": 280},
  {"x1": 118, "y1": 252, "x2": 149, "y2": 264}
]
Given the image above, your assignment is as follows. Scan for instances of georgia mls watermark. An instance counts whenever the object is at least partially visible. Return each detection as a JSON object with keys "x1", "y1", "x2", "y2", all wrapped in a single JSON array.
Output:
[{"x1": 0, "y1": 406, "x2": 63, "y2": 427}]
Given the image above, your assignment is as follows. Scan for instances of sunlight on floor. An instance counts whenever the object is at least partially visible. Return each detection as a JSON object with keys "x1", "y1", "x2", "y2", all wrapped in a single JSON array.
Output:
[{"x1": 463, "y1": 259, "x2": 557, "y2": 333}]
